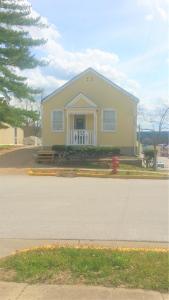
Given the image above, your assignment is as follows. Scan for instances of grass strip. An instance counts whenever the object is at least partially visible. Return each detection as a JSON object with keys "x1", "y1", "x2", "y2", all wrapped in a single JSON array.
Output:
[{"x1": 0, "y1": 246, "x2": 168, "y2": 292}]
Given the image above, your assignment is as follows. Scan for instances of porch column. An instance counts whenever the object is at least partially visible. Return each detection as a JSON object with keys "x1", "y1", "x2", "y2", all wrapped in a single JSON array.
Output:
[
  {"x1": 66, "y1": 110, "x2": 69, "y2": 145},
  {"x1": 93, "y1": 110, "x2": 97, "y2": 146}
]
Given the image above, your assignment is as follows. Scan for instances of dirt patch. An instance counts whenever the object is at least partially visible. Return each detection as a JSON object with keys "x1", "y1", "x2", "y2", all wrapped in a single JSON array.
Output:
[
  {"x1": 45, "y1": 270, "x2": 74, "y2": 284},
  {"x1": 0, "y1": 268, "x2": 16, "y2": 281}
]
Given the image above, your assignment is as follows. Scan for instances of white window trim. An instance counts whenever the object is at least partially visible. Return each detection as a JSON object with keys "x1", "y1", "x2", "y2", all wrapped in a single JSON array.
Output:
[
  {"x1": 51, "y1": 109, "x2": 64, "y2": 132},
  {"x1": 101, "y1": 108, "x2": 117, "y2": 132}
]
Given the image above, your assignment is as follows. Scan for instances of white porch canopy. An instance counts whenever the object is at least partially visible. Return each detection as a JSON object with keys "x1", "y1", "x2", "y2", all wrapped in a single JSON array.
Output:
[{"x1": 65, "y1": 93, "x2": 97, "y2": 146}]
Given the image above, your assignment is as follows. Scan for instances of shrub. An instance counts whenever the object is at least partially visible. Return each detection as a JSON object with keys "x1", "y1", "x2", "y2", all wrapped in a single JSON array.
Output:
[
  {"x1": 51, "y1": 145, "x2": 120, "y2": 159},
  {"x1": 143, "y1": 148, "x2": 156, "y2": 168},
  {"x1": 52, "y1": 145, "x2": 67, "y2": 152}
]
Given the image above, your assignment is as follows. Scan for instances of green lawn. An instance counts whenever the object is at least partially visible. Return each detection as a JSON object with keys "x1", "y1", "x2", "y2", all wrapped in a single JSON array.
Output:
[
  {"x1": 0, "y1": 145, "x2": 18, "y2": 152},
  {"x1": 0, "y1": 247, "x2": 168, "y2": 292},
  {"x1": 0, "y1": 145, "x2": 13, "y2": 149},
  {"x1": 119, "y1": 163, "x2": 148, "y2": 171},
  {"x1": 56, "y1": 160, "x2": 138, "y2": 169},
  {"x1": 54, "y1": 160, "x2": 167, "y2": 173}
]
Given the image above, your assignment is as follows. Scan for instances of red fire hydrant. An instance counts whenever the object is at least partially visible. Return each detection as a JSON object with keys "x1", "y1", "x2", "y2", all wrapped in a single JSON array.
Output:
[{"x1": 112, "y1": 156, "x2": 119, "y2": 174}]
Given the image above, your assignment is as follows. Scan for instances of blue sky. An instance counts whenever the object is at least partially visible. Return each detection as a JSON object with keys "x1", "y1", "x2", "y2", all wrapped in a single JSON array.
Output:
[{"x1": 28, "y1": 0, "x2": 168, "y2": 115}]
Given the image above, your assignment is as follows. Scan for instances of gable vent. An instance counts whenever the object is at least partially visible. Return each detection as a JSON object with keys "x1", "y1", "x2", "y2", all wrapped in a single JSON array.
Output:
[{"x1": 85, "y1": 76, "x2": 94, "y2": 82}]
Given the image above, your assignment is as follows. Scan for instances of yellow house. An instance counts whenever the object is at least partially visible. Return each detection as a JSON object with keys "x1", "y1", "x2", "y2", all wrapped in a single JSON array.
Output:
[
  {"x1": 42, "y1": 68, "x2": 139, "y2": 155},
  {"x1": 0, "y1": 123, "x2": 24, "y2": 145}
]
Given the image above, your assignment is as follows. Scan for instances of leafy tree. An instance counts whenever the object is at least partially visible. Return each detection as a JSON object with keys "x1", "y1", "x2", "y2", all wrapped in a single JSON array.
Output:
[
  {"x1": 143, "y1": 148, "x2": 157, "y2": 169},
  {"x1": 0, "y1": 0, "x2": 46, "y2": 125},
  {"x1": 0, "y1": 99, "x2": 40, "y2": 128},
  {"x1": 138, "y1": 104, "x2": 169, "y2": 170}
]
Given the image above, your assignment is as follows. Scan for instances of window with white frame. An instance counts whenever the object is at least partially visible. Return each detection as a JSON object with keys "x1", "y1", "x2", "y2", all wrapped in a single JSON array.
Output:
[
  {"x1": 52, "y1": 110, "x2": 64, "y2": 131},
  {"x1": 102, "y1": 109, "x2": 116, "y2": 131}
]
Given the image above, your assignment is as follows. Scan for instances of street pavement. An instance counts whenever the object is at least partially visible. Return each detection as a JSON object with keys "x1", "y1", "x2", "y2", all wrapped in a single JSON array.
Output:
[
  {"x1": 0, "y1": 176, "x2": 168, "y2": 242},
  {"x1": 0, "y1": 282, "x2": 168, "y2": 300},
  {"x1": 0, "y1": 176, "x2": 168, "y2": 300}
]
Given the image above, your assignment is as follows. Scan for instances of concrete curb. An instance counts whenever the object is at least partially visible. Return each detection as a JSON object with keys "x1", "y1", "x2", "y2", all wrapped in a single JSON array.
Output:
[
  {"x1": 0, "y1": 282, "x2": 167, "y2": 300},
  {"x1": 28, "y1": 167, "x2": 169, "y2": 180},
  {"x1": 0, "y1": 238, "x2": 168, "y2": 258},
  {"x1": 0, "y1": 166, "x2": 168, "y2": 179},
  {"x1": 0, "y1": 168, "x2": 29, "y2": 175}
]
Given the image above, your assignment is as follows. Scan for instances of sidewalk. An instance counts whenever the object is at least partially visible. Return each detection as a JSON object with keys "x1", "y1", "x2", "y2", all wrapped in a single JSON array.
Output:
[{"x1": 0, "y1": 282, "x2": 168, "y2": 300}]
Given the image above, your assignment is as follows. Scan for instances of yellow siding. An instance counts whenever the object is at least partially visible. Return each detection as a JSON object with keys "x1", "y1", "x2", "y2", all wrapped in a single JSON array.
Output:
[
  {"x1": 0, "y1": 126, "x2": 24, "y2": 145},
  {"x1": 86, "y1": 114, "x2": 93, "y2": 130},
  {"x1": 42, "y1": 70, "x2": 137, "y2": 150},
  {"x1": 71, "y1": 98, "x2": 91, "y2": 107}
]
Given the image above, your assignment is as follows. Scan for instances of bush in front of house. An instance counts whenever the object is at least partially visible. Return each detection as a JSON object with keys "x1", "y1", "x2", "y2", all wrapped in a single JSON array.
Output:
[
  {"x1": 143, "y1": 148, "x2": 156, "y2": 168},
  {"x1": 51, "y1": 145, "x2": 120, "y2": 159}
]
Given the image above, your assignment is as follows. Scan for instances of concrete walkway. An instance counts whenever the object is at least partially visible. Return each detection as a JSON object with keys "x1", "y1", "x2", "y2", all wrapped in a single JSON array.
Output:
[{"x1": 0, "y1": 282, "x2": 168, "y2": 300}]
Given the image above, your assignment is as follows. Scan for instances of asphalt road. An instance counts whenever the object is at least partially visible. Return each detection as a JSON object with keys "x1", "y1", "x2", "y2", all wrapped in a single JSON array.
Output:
[{"x1": 0, "y1": 176, "x2": 168, "y2": 242}]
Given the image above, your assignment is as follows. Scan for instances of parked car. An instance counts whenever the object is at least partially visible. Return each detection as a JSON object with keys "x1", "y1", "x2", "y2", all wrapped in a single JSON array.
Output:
[{"x1": 157, "y1": 161, "x2": 165, "y2": 168}]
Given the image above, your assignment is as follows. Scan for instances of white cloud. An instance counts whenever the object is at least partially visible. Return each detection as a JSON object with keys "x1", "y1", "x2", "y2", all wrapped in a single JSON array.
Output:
[
  {"x1": 138, "y1": 0, "x2": 169, "y2": 22},
  {"x1": 138, "y1": 99, "x2": 169, "y2": 130},
  {"x1": 140, "y1": 98, "x2": 168, "y2": 111},
  {"x1": 48, "y1": 48, "x2": 119, "y2": 74},
  {"x1": 25, "y1": 6, "x2": 141, "y2": 98},
  {"x1": 137, "y1": 90, "x2": 169, "y2": 129},
  {"x1": 25, "y1": 68, "x2": 66, "y2": 92},
  {"x1": 145, "y1": 14, "x2": 154, "y2": 21},
  {"x1": 121, "y1": 45, "x2": 168, "y2": 77},
  {"x1": 14, "y1": 1, "x2": 167, "y2": 118}
]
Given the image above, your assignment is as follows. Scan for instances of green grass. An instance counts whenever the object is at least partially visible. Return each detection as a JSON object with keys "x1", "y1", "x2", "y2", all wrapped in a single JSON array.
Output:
[
  {"x1": 56, "y1": 161, "x2": 143, "y2": 170},
  {"x1": 120, "y1": 164, "x2": 148, "y2": 170},
  {"x1": 54, "y1": 160, "x2": 167, "y2": 173},
  {"x1": 117, "y1": 170, "x2": 168, "y2": 177},
  {"x1": 0, "y1": 145, "x2": 17, "y2": 151},
  {"x1": 119, "y1": 164, "x2": 168, "y2": 174},
  {"x1": 0, "y1": 247, "x2": 168, "y2": 292},
  {"x1": 0, "y1": 145, "x2": 13, "y2": 149},
  {"x1": 53, "y1": 161, "x2": 168, "y2": 178}
]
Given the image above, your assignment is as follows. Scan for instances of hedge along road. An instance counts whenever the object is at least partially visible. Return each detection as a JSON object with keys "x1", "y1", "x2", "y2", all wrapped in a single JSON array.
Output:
[{"x1": 0, "y1": 175, "x2": 168, "y2": 243}]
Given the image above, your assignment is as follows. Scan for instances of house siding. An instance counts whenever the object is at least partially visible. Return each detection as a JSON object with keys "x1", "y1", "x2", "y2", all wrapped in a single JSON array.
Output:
[{"x1": 0, "y1": 125, "x2": 24, "y2": 145}]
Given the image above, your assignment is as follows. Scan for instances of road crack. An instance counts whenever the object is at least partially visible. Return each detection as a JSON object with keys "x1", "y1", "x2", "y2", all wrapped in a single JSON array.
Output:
[{"x1": 15, "y1": 284, "x2": 28, "y2": 300}]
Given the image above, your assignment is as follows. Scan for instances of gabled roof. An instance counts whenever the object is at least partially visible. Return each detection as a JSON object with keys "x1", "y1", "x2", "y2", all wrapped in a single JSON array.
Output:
[
  {"x1": 65, "y1": 93, "x2": 97, "y2": 109},
  {"x1": 42, "y1": 67, "x2": 139, "y2": 103}
]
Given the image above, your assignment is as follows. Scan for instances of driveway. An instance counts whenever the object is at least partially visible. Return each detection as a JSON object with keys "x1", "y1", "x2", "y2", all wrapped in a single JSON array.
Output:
[
  {"x1": 0, "y1": 176, "x2": 168, "y2": 243},
  {"x1": 0, "y1": 147, "x2": 38, "y2": 168}
]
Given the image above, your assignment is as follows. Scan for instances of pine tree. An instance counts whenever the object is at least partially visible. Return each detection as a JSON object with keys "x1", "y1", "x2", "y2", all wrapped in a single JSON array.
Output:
[{"x1": 0, "y1": 0, "x2": 46, "y2": 104}]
